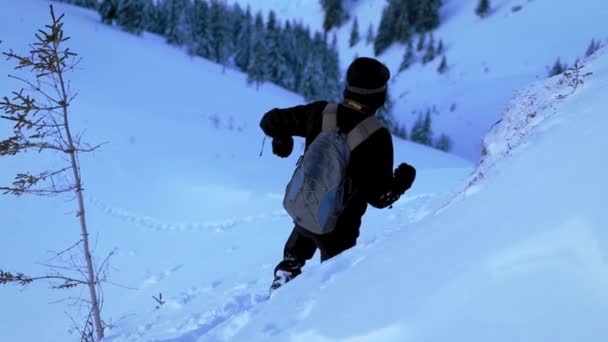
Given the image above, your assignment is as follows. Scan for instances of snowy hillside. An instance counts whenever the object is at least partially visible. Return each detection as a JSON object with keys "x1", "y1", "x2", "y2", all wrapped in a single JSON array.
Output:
[
  {"x1": 193, "y1": 47, "x2": 608, "y2": 342},
  {"x1": 1, "y1": 1, "x2": 607, "y2": 342},
  {"x1": 0, "y1": 1, "x2": 470, "y2": 342},
  {"x1": 231, "y1": 0, "x2": 608, "y2": 160}
]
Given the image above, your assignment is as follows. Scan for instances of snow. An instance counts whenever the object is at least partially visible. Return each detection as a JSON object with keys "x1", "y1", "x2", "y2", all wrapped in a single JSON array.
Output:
[
  {"x1": 1, "y1": 1, "x2": 607, "y2": 342},
  {"x1": 231, "y1": 0, "x2": 608, "y2": 160}
]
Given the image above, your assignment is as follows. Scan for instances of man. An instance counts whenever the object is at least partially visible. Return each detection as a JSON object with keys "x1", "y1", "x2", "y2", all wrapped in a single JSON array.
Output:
[{"x1": 260, "y1": 57, "x2": 416, "y2": 291}]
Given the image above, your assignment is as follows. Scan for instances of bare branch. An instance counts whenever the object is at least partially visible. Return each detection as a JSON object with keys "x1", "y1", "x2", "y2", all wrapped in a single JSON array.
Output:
[
  {"x1": 0, "y1": 166, "x2": 72, "y2": 196},
  {"x1": 0, "y1": 269, "x2": 86, "y2": 288},
  {"x1": 7, "y1": 74, "x2": 58, "y2": 105},
  {"x1": 50, "y1": 239, "x2": 84, "y2": 260}
]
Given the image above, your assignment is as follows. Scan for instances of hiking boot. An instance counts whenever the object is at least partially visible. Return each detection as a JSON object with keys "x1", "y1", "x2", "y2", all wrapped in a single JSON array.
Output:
[{"x1": 269, "y1": 258, "x2": 303, "y2": 293}]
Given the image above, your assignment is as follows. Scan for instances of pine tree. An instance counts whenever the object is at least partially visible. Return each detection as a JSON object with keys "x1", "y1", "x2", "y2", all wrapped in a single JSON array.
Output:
[
  {"x1": 417, "y1": 32, "x2": 426, "y2": 51},
  {"x1": 399, "y1": 40, "x2": 414, "y2": 72},
  {"x1": 235, "y1": 6, "x2": 253, "y2": 72},
  {"x1": 116, "y1": 0, "x2": 146, "y2": 35},
  {"x1": 292, "y1": 23, "x2": 313, "y2": 92},
  {"x1": 548, "y1": 58, "x2": 565, "y2": 77},
  {"x1": 410, "y1": 113, "x2": 425, "y2": 144},
  {"x1": 411, "y1": 110, "x2": 433, "y2": 145},
  {"x1": 415, "y1": 0, "x2": 441, "y2": 32},
  {"x1": 476, "y1": 0, "x2": 491, "y2": 17},
  {"x1": 163, "y1": 0, "x2": 190, "y2": 46},
  {"x1": 265, "y1": 10, "x2": 289, "y2": 86},
  {"x1": 394, "y1": 3, "x2": 412, "y2": 43},
  {"x1": 231, "y1": 3, "x2": 246, "y2": 49},
  {"x1": 324, "y1": 34, "x2": 342, "y2": 102},
  {"x1": 437, "y1": 39, "x2": 444, "y2": 54},
  {"x1": 99, "y1": 0, "x2": 118, "y2": 25},
  {"x1": 422, "y1": 110, "x2": 433, "y2": 145},
  {"x1": 585, "y1": 39, "x2": 601, "y2": 57},
  {"x1": 434, "y1": 134, "x2": 452, "y2": 151},
  {"x1": 143, "y1": 0, "x2": 167, "y2": 35},
  {"x1": 280, "y1": 21, "x2": 298, "y2": 90},
  {"x1": 70, "y1": 0, "x2": 99, "y2": 9},
  {"x1": 366, "y1": 23, "x2": 375, "y2": 44},
  {"x1": 437, "y1": 55, "x2": 448, "y2": 73},
  {"x1": 374, "y1": 5, "x2": 397, "y2": 55},
  {"x1": 208, "y1": 0, "x2": 232, "y2": 67},
  {"x1": 349, "y1": 17, "x2": 360, "y2": 47},
  {"x1": 376, "y1": 90, "x2": 395, "y2": 128},
  {"x1": 189, "y1": 0, "x2": 212, "y2": 59},
  {"x1": 321, "y1": 0, "x2": 346, "y2": 32},
  {"x1": 422, "y1": 34, "x2": 436, "y2": 64},
  {"x1": 248, "y1": 12, "x2": 268, "y2": 88},
  {"x1": 298, "y1": 32, "x2": 326, "y2": 100}
]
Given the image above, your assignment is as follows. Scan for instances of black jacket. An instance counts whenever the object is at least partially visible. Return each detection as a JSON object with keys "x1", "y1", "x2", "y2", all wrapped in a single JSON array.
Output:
[{"x1": 260, "y1": 101, "x2": 399, "y2": 217}]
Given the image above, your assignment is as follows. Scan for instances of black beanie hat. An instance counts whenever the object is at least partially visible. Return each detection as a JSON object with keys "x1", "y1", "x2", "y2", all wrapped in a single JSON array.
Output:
[{"x1": 343, "y1": 57, "x2": 390, "y2": 110}]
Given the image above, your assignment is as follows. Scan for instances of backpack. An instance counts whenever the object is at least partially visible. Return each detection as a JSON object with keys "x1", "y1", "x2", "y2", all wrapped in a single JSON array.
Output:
[{"x1": 282, "y1": 103, "x2": 384, "y2": 235}]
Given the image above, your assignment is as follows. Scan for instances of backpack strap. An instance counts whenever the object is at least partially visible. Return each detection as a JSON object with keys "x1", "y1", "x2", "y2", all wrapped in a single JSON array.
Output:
[
  {"x1": 346, "y1": 115, "x2": 384, "y2": 151},
  {"x1": 322, "y1": 103, "x2": 338, "y2": 131}
]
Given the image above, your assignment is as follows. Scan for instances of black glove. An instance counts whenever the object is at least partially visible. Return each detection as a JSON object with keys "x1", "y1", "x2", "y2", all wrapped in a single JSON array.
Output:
[
  {"x1": 393, "y1": 162, "x2": 416, "y2": 195},
  {"x1": 272, "y1": 135, "x2": 294, "y2": 158}
]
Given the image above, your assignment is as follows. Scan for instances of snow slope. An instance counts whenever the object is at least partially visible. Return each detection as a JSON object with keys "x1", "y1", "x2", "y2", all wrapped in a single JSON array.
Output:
[
  {"x1": 0, "y1": 1, "x2": 470, "y2": 341},
  {"x1": 194, "y1": 46, "x2": 608, "y2": 342},
  {"x1": 231, "y1": 0, "x2": 608, "y2": 160}
]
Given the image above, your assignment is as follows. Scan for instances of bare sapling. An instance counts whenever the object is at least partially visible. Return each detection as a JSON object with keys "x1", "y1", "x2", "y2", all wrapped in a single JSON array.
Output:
[{"x1": 0, "y1": 5, "x2": 106, "y2": 341}]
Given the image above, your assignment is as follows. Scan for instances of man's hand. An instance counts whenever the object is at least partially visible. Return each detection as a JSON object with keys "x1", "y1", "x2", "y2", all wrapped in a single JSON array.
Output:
[
  {"x1": 272, "y1": 136, "x2": 294, "y2": 158},
  {"x1": 393, "y1": 162, "x2": 416, "y2": 194}
]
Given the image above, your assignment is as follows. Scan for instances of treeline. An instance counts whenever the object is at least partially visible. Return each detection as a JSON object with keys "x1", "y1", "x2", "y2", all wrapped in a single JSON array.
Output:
[
  {"x1": 374, "y1": 0, "x2": 443, "y2": 55},
  {"x1": 55, "y1": 0, "x2": 342, "y2": 102},
  {"x1": 379, "y1": 99, "x2": 452, "y2": 152}
]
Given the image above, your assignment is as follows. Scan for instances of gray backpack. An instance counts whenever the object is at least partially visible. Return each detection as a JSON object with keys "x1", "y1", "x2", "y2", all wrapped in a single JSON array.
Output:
[{"x1": 282, "y1": 103, "x2": 383, "y2": 235}]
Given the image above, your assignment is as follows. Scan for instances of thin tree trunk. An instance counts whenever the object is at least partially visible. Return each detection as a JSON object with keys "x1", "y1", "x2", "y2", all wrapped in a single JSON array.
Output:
[{"x1": 53, "y1": 42, "x2": 104, "y2": 341}]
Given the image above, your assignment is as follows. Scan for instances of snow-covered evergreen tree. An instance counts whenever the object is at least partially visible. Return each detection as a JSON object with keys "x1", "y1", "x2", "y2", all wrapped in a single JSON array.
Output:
[
  {"x1": 298, "y1": 32, "x2": 326, "y2": 100},
  {"x1": 434, "y1": 133, "x2": 452, "y2": 151},
  {"x1": 265, "y1": 11, "x2": 289, "y2": 86},
  {"x1": 57, "y1": 0, "x2": 98, "y2": 9},
  {"x1": 399, "y1": 40, "x2": 415, "y2": 72},
  {"x1": 422, "y1": 34, "x2": 436, "y2": 64},
  {"x1": 208, "y1": 0, "x2": 232, "y2": 67},
  {"x1": 235, "y1": 6, "x2": 253, "y2": 72},
  {"x1": 415, "y1": 0, "x2": 442, "y2": 32},
  {"x1": 410, "y1": 111, "x2": 433, "y2": 146},
  {"x1": 437, "y1": 39, "x2": 444, "y2": 54},
  {"x1": 248, "y1": 12, "x2": 268, "y2": 88},
  {"x1": 548, "y1": 58, "x2": 566, "y2": 77},
  {"x1": 99, "y1": 0, "x2": 118, "y2": 25},
  {"x1": 188, "y1": 0, "x2": 212, "y2": 59},
  {"x1": 476, "y1": 0, "x2": 491, "y2": 17},
  {"x1": 417, "y1": 32, "x2": 426, "y2": 51},
  {"x1": 323, "y1": 34, "x2": 342, "y2": 102},
  {"x1": 585, "y1": 39, "x2": 601, "y2": 57},
  {"x1": 116, "y1": 0, "x2": 146, "y2": 35},
  {"x1": 349, "y1": 17, "x2": 360, "y2": 47},
  {"x1": 163, "y1": 0, "x2": 190, "y2": 46},
  {"x1": 422, "y1": 110, "x2": 433, "y2": 145},
  {"x1": 279, "y1": 21, "x2": 298, "y2": 90},
  {"x1": 394, "y1": 4, "x2": 412, "y2": 43},
  {"x1": 366, "y1": 23, "x2": 375, "y2": 44},
  {"x1": 437, "y1": 55, "x2": 448, "y2": 74},
  {"x1": 374, "y1": 5, "x2": 397, "y2": 55},
  {"x1": 143, "y1": 0, "x2": 167, "y2": 35},
  {"x1": 321, "y1": 0, "x2": 346, "y2": 32}
]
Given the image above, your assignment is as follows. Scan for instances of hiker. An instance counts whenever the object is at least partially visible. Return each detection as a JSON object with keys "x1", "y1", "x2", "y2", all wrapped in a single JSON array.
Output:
[{"x1": 259, "y1": 57, "x2": 416, "y2": 291}]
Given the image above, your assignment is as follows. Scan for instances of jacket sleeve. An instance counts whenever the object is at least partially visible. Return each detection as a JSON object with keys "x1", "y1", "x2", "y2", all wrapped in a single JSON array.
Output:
[
  {"x1": 358, "y1": 129, "x2": 400, "y2": 209},
  {"x1": 259, "y1": 101, "x2": 327, "y2": 138}
]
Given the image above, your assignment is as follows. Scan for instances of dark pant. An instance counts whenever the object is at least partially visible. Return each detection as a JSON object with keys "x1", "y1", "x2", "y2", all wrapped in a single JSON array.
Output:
[
  {"x1": 275, "y1": 197, "x2": 366, "y2": 278},
  {"x1": 275, "y1": 220, "x2": 361, "y2": 278},
  {"x1": 284, "y1": 225, "x2": 359, "y2": 262}
]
